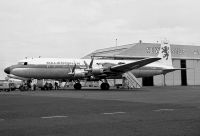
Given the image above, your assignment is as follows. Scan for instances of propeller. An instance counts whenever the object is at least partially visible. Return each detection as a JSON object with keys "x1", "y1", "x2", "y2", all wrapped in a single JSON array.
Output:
[
  {"x1": 69, "y1": 62, "x2": 86, "y2": 78},
  {"x1": 69, "y1": 63, "x2": 76, "y2": 76},
  {"x1": 83, "y1": 57, "x2": 95, "y2": 77},
  {"x1": 69, "y1": 57, "x2": 102, "y2": 79},
  {"x1": 83, "y1": 57, "x2": 104, "y2": 77},
  {"x1": 72, "y1": 63, "x2": 76, "y2": 73},
  {"x1": 84, "y1": 57, "x2": 94, "y2": 69},
  {"x1": 89, "y1": 56, "x2": 94, "y2": 69}
]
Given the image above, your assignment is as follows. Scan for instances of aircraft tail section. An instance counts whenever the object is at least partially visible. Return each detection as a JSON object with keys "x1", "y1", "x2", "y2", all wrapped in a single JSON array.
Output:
[
  {"x1": 162, "y1": 68, "x2": 186, "y2": 74},
  {"x1": 157, "y1": 41, "x2": 173, "y2": 67}
]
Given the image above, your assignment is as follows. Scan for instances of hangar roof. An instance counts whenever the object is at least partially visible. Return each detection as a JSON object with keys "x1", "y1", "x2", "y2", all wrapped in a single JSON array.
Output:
[
  {"x1": 83, "y1": 44, "x2": 135, "y2": 59},
  {"x1": 83, "y1": 42, "x2": 200, "y2": 60}
]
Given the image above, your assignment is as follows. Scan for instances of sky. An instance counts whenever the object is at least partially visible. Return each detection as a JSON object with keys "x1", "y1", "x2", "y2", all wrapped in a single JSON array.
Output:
[{"x1": 1, "y1": 0, "x2": 200, "y2": 79}]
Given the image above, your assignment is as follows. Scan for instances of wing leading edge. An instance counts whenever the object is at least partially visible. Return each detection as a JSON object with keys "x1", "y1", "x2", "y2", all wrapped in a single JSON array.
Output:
[{"x1": 110, "y1": 57, "x2": 161, "y2": 73}]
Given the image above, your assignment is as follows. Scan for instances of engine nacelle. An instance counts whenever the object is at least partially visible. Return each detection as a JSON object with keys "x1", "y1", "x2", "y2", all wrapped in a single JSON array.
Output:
[
  {"x1": 74, "y1": 72, "x2": 85, "y2": 78},
  {"x1": 73, "y1": 69, "x2": 86, "y2": 78},
  {"x1": 92, "y1": 68, "x2": 104, "y2": 75}
]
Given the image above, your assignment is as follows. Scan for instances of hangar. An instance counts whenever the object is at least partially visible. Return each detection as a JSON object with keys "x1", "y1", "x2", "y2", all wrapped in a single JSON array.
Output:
[{"x1": 83, "y1": 42, "x2": 200, "y2": 86}]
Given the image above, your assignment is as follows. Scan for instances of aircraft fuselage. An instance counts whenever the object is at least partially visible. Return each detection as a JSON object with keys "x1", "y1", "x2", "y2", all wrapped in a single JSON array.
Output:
[{"x1": 5, "y1": 58, "x2": 169, "y2": 79}]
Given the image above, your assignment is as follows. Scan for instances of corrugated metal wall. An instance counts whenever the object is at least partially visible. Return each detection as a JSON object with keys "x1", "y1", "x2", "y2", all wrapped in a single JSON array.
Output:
[
  {"x1": 186, "y1": 60, "x2": 200, "y2": 85},
  {"x1": 153, "y1": 59, "x2": 200, "y2": 86},
  {"x1": 187, "y1": 60, "x2": 195, "y2": 85},
  {"x1": 153, "y1": 75, "x2": 163, "y2": 86},
  {"x1": 195, "y1": 60, "x2": 200, "y2": 85},
  {"x1": 153, "y1": 60, "x2": 182, "y2": 86},
  {"x1": 173, "y1": 60, "x2": 181, "y2": 86},
  {"x1": 165, "y1": 70, "x2": 174, "y2": 86}
]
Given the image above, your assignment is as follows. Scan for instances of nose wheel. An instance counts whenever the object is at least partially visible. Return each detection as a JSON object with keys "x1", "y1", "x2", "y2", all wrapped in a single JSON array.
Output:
[{"x1": 100, "y1": 82, "x2": 110, "y2": 90}]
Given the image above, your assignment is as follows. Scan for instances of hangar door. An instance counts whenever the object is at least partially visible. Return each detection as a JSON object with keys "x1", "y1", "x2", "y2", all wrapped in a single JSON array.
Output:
[
  {"x1": 181, "y1": 60, "x2": 187, "y2": 86},
  {"x1": 142, "y1": 76, "x2": 154, "y2": 86}
]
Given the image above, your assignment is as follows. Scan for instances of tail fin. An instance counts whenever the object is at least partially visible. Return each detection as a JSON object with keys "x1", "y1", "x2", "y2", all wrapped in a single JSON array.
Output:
[{"x1": 157, "y1": 41, "x2": 173, "y2": 67}]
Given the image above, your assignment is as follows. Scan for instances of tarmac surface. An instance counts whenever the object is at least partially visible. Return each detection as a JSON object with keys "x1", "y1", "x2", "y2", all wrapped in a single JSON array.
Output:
[{"x1": 0, "y1": 86, "x2": 200, "y2": 136}]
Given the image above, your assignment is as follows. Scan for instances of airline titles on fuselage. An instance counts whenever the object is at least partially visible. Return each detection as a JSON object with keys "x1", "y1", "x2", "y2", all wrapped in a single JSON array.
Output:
[{"x1": 46, "y1": 61, "x2": 81, "y2": 65}]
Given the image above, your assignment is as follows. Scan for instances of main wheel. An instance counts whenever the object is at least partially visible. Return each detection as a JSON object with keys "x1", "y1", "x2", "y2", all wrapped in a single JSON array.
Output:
[
  {"x1": 100, "y1": 83, "x2": 110, "y2": 90},
  {"x1": 74, "y1": 83, "x2": 82, "y2": 90}
]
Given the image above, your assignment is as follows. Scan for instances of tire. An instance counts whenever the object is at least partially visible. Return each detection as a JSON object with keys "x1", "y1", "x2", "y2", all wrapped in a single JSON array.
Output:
[
  {"x1": 74, "y1": 83, "x2": 82, "y2": 90},
  {"x1": 100, "y1": 83, "x2": 110, "y2": 90}
]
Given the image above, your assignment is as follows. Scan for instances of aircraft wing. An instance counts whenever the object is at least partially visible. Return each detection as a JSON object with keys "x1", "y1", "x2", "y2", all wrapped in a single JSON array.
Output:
[
  {"x1": 93, "y1": 55, "x2": 146, "y2": 60},
  {"x1": 110, "y1": 57, "x2": 161, "y2": 73}
]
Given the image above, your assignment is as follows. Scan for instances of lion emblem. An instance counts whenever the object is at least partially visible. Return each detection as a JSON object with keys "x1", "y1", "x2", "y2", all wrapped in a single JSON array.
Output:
[{"x1": 161, "y1": 46, "x2": 169, "y2": 60}]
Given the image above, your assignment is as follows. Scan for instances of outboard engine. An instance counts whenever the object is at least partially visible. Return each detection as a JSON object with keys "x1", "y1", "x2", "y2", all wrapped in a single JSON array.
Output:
[{"x1": 91, "y1": 68, "x2": 104, "y2": 75}]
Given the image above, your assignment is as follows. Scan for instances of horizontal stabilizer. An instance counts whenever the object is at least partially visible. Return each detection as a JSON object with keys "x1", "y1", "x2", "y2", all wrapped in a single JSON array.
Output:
[
  {"x1": 110, "y1": 57, "x2": 161, "y2": 73},
  {"x1": 162, "y1": 68, "x2": 187, "y2": 74}
]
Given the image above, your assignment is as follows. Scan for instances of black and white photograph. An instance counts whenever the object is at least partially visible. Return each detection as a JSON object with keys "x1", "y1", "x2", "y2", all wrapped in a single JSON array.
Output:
[{"x1": 0, "y1": 0, "x2": 200, "y2": 135}]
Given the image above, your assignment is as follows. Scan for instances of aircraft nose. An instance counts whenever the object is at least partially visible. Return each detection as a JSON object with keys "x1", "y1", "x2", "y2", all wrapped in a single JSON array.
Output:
[{"x1": 4, "y1": 67, "x2": 11, "y2": 74}]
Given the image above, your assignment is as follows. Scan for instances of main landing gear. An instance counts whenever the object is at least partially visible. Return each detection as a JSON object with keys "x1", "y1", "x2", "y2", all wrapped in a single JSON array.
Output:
[
  {"x1": 73, "y1": 80, "x2": 110, "y2": 90},
  {"x1": 73, "y1": 82, "x2": 82, "y2": 90},
  {"x1": 100, "y1": 79, "x2": 110, "y2": 90},
  {"x1": 100, "y1": 82, "x2": 110, "y2": 90}
]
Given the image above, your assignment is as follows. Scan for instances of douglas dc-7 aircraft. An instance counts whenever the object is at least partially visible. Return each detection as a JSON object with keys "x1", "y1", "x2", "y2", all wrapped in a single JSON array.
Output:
[{"x1": 4, "y1": 42, "x2": 178, "y2": 90}]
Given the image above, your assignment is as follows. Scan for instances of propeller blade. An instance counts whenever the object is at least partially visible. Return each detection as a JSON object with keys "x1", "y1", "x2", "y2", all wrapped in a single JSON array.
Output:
[
  {"x1": 72, "y1": 64, "x2": 76, "y2": 73},
  {"x1": 89, "y1": 57, "x2": 94, "y2": 69},
  {"x1": 84, "y1": 61, "x2": 89, "y2": 69}
]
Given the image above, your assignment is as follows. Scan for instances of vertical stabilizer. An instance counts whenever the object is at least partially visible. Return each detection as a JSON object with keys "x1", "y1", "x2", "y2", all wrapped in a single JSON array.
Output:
[{"x1": 157, "y1": 41, "x2": 173, "y2": 67}]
